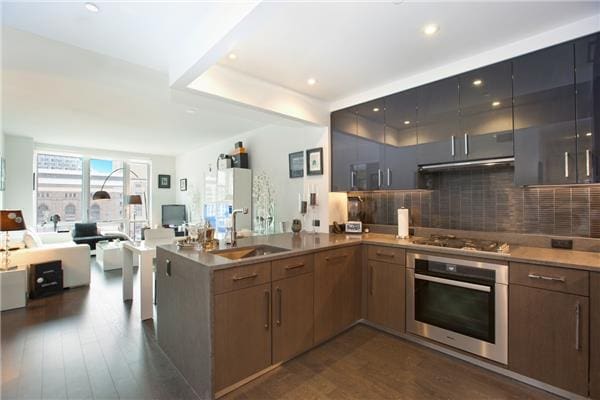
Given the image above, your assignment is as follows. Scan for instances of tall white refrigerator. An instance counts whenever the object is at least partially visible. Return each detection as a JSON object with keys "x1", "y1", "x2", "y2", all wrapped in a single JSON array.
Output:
[{"x1": 203, "y1": 168, "x2": 252, "y2": 237}]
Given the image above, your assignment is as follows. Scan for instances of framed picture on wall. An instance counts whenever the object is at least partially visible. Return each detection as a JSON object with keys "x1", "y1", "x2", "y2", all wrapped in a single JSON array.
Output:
[
  {"x1": 158, "y1": 174, "x2": 171, "y2": 189},
  {"x1": 180, "y1": 178, "x2": 187, "y2": 191},
  {"x1": 306, "y1": 147, "x2": 323, "y2": 176},
  {"x1": 288, "y1": 151, "x2": 304, "y2": 178}
]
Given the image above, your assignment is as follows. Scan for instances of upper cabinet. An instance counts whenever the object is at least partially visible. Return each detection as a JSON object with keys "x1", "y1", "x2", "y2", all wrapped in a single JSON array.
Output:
[
  {"x1": 355, "y1": 99, "x2": 385, "y2": 143},
  {"x1": 513, "y1": 42, "x2": 577, "y2": 185},
  {"x1": 416, "y1": 77, "x2": 461, "y2": 165},
  {"x1": 575, "y1": 33, "x2": 600, "y2": 184},
  {"x1": 458, "y1": 61, "x2": 514, "y2": 160}
]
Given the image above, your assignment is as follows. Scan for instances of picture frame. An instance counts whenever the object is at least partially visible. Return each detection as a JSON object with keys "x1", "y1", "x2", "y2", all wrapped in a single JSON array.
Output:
[
  {"x1": 180, "y1": 178, "x2": 187, "y2": 191},
  {"x1": 288, "y1": 151, "x2": 304, "y2": 178},
  {"x1": 306, "y1": 147, "x2": 323, "y2": 176},
  {"x1": 158, "y1": 174, "x2": 171, "y2": 189}
]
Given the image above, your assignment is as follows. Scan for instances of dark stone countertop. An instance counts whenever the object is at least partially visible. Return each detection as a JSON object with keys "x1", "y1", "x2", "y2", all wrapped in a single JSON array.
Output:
[{"x1": 158, "y1": 232, "x2": 600, "y2": 272}]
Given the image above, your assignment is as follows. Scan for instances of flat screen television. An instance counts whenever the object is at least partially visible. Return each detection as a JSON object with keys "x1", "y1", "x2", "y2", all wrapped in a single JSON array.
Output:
[{"x1": 162, "y1": 204, "x2": 187, "y2": 227}]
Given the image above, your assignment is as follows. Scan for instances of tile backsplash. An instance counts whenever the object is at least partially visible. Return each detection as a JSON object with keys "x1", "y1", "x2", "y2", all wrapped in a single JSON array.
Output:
[{"x1": 349, "y1": 166, "x2": 600, "y2": 238}]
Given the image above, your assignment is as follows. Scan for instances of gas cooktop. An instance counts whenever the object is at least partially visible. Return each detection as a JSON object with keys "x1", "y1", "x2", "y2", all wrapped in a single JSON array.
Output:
[{"x1": 411, "y1": 234, "x2": 510, "y2": 254}]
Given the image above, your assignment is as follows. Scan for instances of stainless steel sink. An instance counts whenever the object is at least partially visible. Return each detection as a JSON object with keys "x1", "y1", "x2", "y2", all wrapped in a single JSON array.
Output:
[{"x1": 210, "y1": 245, "x2": 289, "y2": 260}]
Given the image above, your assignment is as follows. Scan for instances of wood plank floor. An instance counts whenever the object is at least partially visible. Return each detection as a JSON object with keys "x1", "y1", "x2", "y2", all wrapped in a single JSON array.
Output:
[{"x1": 2, "y1": 259, "x2": 560, "y2": 399}]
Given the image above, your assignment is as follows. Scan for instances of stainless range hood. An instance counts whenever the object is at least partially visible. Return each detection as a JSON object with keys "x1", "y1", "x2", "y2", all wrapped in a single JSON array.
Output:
[{"x1": 419, "y1": 157, "x2": 514, "y2": 171}]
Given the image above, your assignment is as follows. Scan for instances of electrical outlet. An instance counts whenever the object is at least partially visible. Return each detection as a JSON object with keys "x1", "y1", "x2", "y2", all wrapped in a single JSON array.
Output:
[{"x1": 551, "y1": 238, "x2": 573, "y2": 250}]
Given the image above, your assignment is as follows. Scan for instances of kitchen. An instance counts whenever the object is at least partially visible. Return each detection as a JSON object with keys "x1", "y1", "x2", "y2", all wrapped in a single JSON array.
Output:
[{"x1": 156, "y1": 31, "x2": 600, "y2": 400}]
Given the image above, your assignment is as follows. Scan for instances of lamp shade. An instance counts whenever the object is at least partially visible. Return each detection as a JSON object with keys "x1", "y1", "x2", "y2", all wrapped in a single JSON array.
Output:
[
  {"x1": 0, "y1": 210, "x2": 26, "y2": 231},
  {"x1": 127, "y1": 195, "x2": 143, "y2": 205},
  {"x1": 92, "y1": 190, "x2": 111, "y2": 200}
]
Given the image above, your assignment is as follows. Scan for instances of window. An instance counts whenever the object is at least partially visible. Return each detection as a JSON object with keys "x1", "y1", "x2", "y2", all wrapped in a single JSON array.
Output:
[
  {"x1": 128, "y1": 162, "x2": 149, "y2": 239},
  {"x1": 89, "y1": 159, "x2": 123, "y2": 223},
  {"x1": 36, "y1": 153, "x2": 83, "y2": 232}
]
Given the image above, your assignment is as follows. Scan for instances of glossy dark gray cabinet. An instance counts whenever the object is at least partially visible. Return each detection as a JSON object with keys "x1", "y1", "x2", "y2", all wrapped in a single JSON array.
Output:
[
  {"x1": 331, "y1": 128, "x2": 358, "y2": 192},
  {"x1": 513, "y1": 42, "x2": 577, "y2": 185},
  {"x1": 575, "y1": 33, "x2": 599, "y2": 183},
  {"x1": 459, "y1": 61, "x2": 514, "y2": 160},
  {"x1": 416, "y1": 77, "x2": 461, "y2": 165}
]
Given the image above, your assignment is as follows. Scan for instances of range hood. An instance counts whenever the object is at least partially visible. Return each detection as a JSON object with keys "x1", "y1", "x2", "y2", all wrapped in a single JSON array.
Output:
[{"x1": 419, "y1": 157, "x2": 515, "y2": 171}]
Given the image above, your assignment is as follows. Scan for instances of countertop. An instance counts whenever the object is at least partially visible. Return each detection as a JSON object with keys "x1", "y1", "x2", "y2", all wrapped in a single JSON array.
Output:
[{"x1": 158, "y1": 232, "x2": 600, "y2": 272}]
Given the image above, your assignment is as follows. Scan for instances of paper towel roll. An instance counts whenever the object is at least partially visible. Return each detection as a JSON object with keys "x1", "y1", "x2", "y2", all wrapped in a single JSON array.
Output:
[{"x1": 397, "y1": 208, "x2": 409, "y2": 239}]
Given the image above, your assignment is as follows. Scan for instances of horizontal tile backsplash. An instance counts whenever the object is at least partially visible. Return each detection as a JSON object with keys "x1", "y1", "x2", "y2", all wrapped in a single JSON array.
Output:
[{"x1": 349, "y1": 166, "x2": 600, "y2": 238}]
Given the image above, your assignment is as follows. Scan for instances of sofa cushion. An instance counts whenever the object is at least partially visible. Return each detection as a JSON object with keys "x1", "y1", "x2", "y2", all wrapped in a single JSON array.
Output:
[
  {"x1": 23, "y1": 230, "x2": 43, "y2": 248},
  {"x1": 72, "y1": 223, "x2": 98, "y2": 238}
]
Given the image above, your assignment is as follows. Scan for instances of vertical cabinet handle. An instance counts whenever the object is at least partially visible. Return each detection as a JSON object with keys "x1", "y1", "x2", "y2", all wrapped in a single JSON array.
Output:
[
  {"x1": 377, "y1": 169, "x2": 382, "y2": 188},
  {"x1": 565, "y1": 152, "x2": 569, "y2": 178},
  {"x1": 586, "y1": 149, "x2": 591, "y2": 177},
  {"x1": 350, "y1": 171, "x2": 355, "y2": 188},
  {"x1": 370, "y1": 265, "x2": 375, "y2": 295},
  {"x1": 575, "y1": 302, "x2": 581, "y2": 351},
  {"x1": 451, "y1": 135, "x2": 455, "y2": 157},
  {"x1": 165, "y1": 259, "x2": 172, "y2": 277},
  {"x1": 464, "y1": 133, "x2": 469, "y2": 155},
  {"x1": 387, "y1": 168, "x2": 391, "y2": 187},
  {"x1": 276, "y1": 287, "x2": 282, "y2": 326},
  {"x1": 264, "y1": 291, "x2": 270, "y2": 330}
]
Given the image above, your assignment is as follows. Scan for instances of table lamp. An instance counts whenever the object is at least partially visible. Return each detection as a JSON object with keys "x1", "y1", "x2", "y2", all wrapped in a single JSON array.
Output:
[{"x1": 0, "y1": 210, "x2": 26, "y2": 271}]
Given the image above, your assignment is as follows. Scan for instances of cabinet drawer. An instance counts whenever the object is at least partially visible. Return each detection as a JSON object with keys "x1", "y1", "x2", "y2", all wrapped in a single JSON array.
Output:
[
  {"x1": 214, "y1": 262, "x2": 271, "y2": 295},
  {"x1": 367, "y1": 245, "x2": 405, "y2": 265},
  {"x1": 510, "y1": 262, "x2": 589, "y2": 296},
  {"x1": 272, "y1": 254, "x2": 314, "y2": 281}
]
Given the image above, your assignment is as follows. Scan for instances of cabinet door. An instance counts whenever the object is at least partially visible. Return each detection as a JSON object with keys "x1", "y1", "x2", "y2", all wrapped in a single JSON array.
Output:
[
  {"x1": 509, "y1": 285, "x2": 588, "y2": 396},
  {"x1": 383, "y1": 90, "x2": 418, "y2": 189},
  {"x1": 513, "y1": 42, "x2": 577, "y2": 185},
  {"x1": 356, "y1": 98, "x2": 385, "y2": 143},
  {"x1": 214, "y1": 283, "x2": 272, "y2": 391},
  {"x1": 591, "y1": 273, "x2": 600, "y2": 399},
  {"x1": 417, "y1": 77, "x2": 461, "y2": 164},
  {"x1": 353, "y1": 136, "x2": 384, "y2": 190},
  {"x1": 459, "y1": 61, "x2": 514, "y2": 160},
  {"x1": 575, "y1": 33, "x2": 600, "y2": 183},
  {"x1": 314, "y1": 246, "x2": 361, "y2": 343},
  {"x1": 367, "y1": 261, "x2": 405, "y2": 332},
  {"x1": 331, "y1": 130, "x2": 358, "y2": 191},
  {"x1": 272, "y1": 273, "x2": 314, "y2": 364}
]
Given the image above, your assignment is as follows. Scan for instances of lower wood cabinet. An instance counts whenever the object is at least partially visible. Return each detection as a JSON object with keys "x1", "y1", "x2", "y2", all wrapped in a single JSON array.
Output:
[
  {"x1": 367, "y1": 260, "x2": 405, "y2": 332},
  {"x1": 591, "y1": 273, "x2": 600, "y2": 399},
  {"x1": 314, "y1": 246, "x2": 361, "y2": 343},
  {"x1": 509, "y1": 284, "x2": 589, "y2": 396},
  {"x1": 214, "y1": 282, "x2": 272, "y2": 392},
  {"x1": 272, "y1": 272, "x2": 314, "y2": 364}
]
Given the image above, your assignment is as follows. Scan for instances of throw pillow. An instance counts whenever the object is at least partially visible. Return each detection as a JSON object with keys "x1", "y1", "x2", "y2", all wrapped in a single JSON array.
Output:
[{"x1": 23, "y1": 230, "x2": 43, "y2": 248}]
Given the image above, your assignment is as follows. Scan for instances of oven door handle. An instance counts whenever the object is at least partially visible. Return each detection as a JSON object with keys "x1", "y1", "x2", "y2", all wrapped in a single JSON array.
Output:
[{"x1": 414, "y1": 273, "x2": 491, "y2": 293}]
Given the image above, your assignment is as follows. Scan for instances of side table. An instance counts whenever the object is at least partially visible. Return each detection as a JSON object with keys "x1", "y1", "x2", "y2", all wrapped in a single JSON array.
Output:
[
  {"x1": 1, "y1": 266, "x2": 27, "y2": 311},
  {"x1": 97, "y1": 241, "x2": 123, "y2": 271}
]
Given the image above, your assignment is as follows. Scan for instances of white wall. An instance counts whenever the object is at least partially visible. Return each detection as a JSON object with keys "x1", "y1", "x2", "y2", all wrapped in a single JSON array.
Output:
[
  {"x1": 4, "y1": 135, "x2": 34, "y2": 225},
  {"x1": 35, "y1": 143, "x2": 176, "y2": 227},
  {"x1": 0, "y1": 131, "x2": 5, "y2": 209},
  {"x1": 176, "y1": 124, "x2": 329, "y2": 232}
]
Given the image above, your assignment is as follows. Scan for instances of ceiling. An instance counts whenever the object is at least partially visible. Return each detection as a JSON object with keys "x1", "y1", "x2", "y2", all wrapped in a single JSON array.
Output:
[
  {"x1": 1, "y1": 27, "x2": 306, "y2": 156},
  {"x1": 217, "y1": 1, "x2": 599, "y2": 101}
]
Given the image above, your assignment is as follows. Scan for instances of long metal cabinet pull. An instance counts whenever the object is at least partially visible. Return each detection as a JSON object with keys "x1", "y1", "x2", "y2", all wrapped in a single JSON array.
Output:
[
  {"x1": 377, "y1": 169, "x2": 382, "y2": 188},
  {"x1": 565, "y1": 152, "x2": 569, "y2": 178},
  {"x1": 451, "y1": 136, "x2": 455, "y2": 157},
  {"x1": 350, "y1": 171, "x2": 355, "y2": 188},
  {"x1": 575, "y1": 302, "x2": 581, "y2": 351},
  {"x1": 527, "y1": 273, "x2": 565, "y2": 283},
  {"x1": 276, "y1": 288, "x2": 282, "y2": 326},
  {"x1": 264, "y1": 291, "x2": 270, "y2": 330},
  {"x1": 387, "y1": 168, "x2": 391, "y2": 187},
  {"x1": 165, "y1": 259, "x2": 172, "y2": 277},
  {"x1": 586, "y1": 149, "x2": 591, "y2": 177},
  {"x1": 464, "y1": 133, "x2": 469, "y2": 155}
]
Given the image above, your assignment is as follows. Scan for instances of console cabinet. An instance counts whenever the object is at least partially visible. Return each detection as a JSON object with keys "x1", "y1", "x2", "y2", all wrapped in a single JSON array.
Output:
[{"x1": 591, "y1": 273, "x2": 600, "y2": 399}]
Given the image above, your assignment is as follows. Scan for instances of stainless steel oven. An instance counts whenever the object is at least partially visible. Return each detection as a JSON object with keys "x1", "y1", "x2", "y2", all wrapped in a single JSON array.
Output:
[{"x1": 406, "y1": 252, "x2": 508, "y2": 364}]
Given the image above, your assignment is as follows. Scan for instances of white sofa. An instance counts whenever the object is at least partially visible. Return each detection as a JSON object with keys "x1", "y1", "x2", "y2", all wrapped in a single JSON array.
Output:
[{"x1": 8, "y1": 232, "x2": 91, "y2": 288}]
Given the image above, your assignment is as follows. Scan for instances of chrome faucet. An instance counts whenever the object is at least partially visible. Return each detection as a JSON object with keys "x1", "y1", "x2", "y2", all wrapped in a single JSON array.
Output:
[{"x1": 230, "y1": 208, "x2": 249, "y2": 246}]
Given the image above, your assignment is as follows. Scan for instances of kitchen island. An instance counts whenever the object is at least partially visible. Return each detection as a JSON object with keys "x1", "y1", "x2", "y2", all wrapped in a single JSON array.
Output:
[{"x1": 156, "y1": 232, "x2": 600, "y2": 399}]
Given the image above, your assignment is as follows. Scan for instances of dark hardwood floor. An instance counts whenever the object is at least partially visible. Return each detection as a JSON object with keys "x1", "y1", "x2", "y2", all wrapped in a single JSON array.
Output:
[{"x1": 2, "y1": 259, "x2": 559, "y2": 400}]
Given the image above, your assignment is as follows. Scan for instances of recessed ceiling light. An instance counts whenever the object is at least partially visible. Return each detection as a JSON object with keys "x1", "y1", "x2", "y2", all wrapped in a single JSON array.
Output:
[
  {"x1": 186, "y1": 108, "x2": 197, "y2": 114},
  {"x1": 473, "y1": 79, "x2": 483, "y2": 86},
  {"x1": 228, "y1": 53, "x2": 237, "y2": 60},
  {"x1": 492, "y1": 101, "x2": 501, "y2": 107},
  {"x1": 586, "y1": 132, "x2": 593, "y2": 137},
  {"x1": 307, "y1": 78, "x2": 317, "y2": 86},
  {"x1": 404, "y1": 120, "x2": 411, "y2": 125},
  {"x1": 423, "y1": 24, "x2": 439, "y2": 36},
  {"x1": 373, "y1": 107, "x2": 380, "y2": 112},
  {"x1": 85, "y1": 2, "x2": 99, "y2": 13}
]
